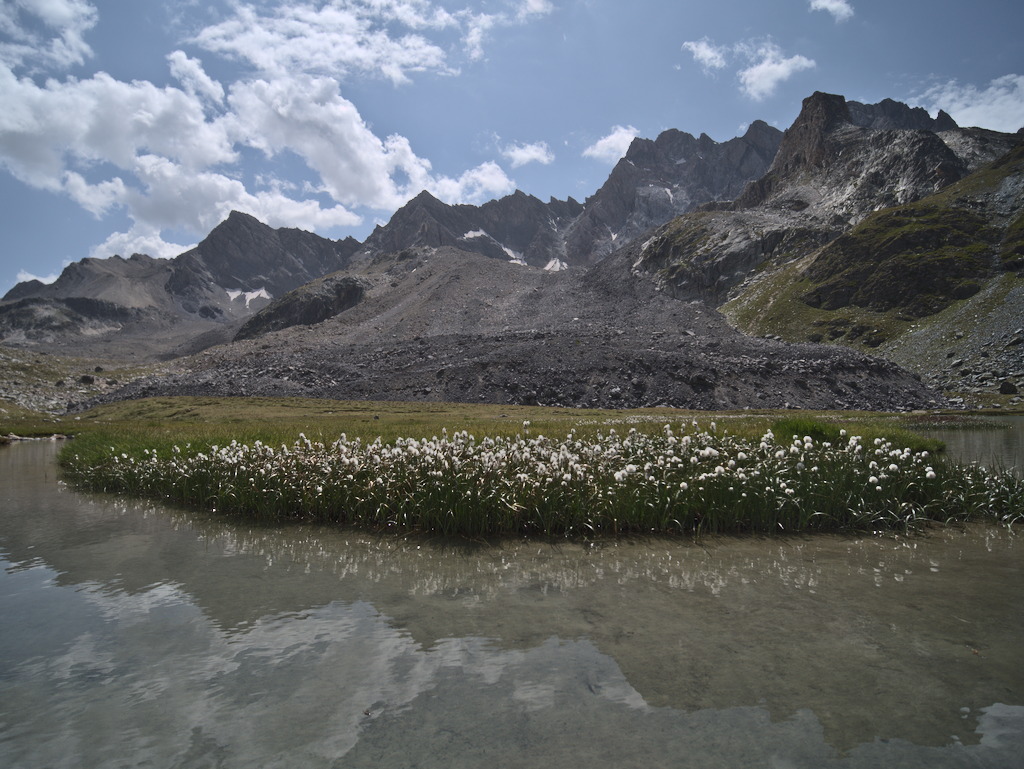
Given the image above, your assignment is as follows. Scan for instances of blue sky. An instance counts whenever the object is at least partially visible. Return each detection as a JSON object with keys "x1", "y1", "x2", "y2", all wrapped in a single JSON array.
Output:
[{"x1": 1, "y1": 0, "x2": 1022, "y2": 295}]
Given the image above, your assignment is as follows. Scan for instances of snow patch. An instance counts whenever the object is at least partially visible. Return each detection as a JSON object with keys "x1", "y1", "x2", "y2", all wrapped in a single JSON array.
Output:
[
  {"x1": 503, "y1": 246, "x2": 526, "y2": 264},
  {"x1": 544, "y1": 258, "x2": 569, "y2": 272},
  {"x1": 461, "y1": 228, "x2": 524, "y2": 265},
  {"x1": 227, "y1": 288, "x2": 271, "y2": 307}
]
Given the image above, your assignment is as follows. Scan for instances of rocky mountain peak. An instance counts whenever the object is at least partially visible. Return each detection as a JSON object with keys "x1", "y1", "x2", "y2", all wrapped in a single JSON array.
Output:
[
  {"x1": 772, "y1": 91, "x2": 851, "y2": 176},
  {"x1": 563, "y1": 122, "x2": 783, "y2": 263},
  {"x1": 169, "y1": 210, "x2": 358, "y2": 299},
  {"x1": 847, "y1": 98, "x2": 959, "y2": 132},
  {"x1": 742, "y1": 119, "x2": 784, "y2": 150}
]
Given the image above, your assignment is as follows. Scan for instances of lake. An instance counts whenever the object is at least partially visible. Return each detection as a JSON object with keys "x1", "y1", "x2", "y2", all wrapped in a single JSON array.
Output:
[{"x1": 1, "y1": 426, "x2": 1022, "y2": 768}]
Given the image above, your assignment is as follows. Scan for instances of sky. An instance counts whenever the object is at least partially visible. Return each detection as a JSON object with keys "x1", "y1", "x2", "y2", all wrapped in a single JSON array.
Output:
[{"x1": 1, "y1": 0, "x2": 1022, "y2": 295}]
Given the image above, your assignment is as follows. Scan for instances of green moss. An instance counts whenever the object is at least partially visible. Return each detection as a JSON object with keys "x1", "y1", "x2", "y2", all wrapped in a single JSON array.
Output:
[
  {"x1": 800, "y1": 205, "x2": 999, "y2": 317},
  {"x1": 1001, "y1": 211, "x2": 1024, "y2": 270}
]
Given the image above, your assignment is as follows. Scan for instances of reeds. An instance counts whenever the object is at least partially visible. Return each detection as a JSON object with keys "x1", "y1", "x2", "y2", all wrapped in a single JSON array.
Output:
[{"x1": 63, "y1": 422, "x2": 1023, "y2": 538}]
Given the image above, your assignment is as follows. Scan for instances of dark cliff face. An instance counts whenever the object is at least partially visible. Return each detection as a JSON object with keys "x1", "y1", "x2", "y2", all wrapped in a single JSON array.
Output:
[
  {"x1": 168, "y1": 211, "x2": 360, "y2": 299},
  {"x1": 356, "y1": 190, "x2": 583, "y2": 268},
  {"x1": 847, "y1": 98, "x2": 958, "y2": 132},
  {"x1": 562, "y1": 121, "x2": 783, "y2": 264},
  {"x1": 733, "y1": 92, "x2": 976, "y2": 212},
  {"x1": 234, "y1": 275, "x2": 367, "y2": 341}
]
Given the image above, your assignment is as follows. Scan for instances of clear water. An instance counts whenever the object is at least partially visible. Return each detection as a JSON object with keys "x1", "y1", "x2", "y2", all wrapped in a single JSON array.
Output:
[
  {"x1": 922, "y1": 415, "x2": 1024, "y2": 475},
  {"x1": 1, "y1": 439, "x2": 1022, "y2": 768}
]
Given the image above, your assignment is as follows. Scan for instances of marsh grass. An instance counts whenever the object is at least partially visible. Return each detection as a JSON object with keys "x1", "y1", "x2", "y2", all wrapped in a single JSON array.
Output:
[{"x1": 60, "y1": 401, "x2": 1024, "y2": 539}]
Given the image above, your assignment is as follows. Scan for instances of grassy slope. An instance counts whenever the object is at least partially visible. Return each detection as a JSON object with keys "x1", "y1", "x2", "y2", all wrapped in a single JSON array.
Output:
[{"x1": 723, "y1": 145, "x2": 1024, "y2": 370}]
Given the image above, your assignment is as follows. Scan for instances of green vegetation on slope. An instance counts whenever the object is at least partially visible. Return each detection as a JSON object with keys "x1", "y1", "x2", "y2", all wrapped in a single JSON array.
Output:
[{"x1": 801, "y1": 205, "x2": 999, "y2": 317}]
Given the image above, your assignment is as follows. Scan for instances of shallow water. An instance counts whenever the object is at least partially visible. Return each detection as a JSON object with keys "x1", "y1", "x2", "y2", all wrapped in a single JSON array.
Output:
[
  {"x1": 923, "y1": 415, "x2": 1024, "y2": 474},
  {"x1": 1, "y1": 440, "x2": 1022, "y2": 768}
]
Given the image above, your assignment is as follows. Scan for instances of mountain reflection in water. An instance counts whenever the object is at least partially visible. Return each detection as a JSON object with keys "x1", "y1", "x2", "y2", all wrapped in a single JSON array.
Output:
[{"x1": 1, "y1": 440, "x2": 1022, "y2": 768}]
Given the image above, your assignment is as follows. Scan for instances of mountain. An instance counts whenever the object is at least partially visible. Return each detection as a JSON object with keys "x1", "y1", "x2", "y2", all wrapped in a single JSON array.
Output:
[
  {"x1": 632, "y1": 91, "x2": 1019, "y2": 304},
  {"x1": 355, "y1": 189, "x2": 583, "y2": 268},
  {"x1": 0, "y1": 212, "x2": 359, "y2": 359},
  {"x1": 354, "y1": 122, "x2": 782, "y2": 269},
  {"x1": 0, "y1": 120, "x2": 787, "y2": 362},
  {"x1": 563, "y1": 120, "x2": 782, "y2": 264},
  {"x1": 722, "y1": 140, "x2": 1024, "y2": 399},
  {"x1": 6, "y1": 91, "x2": 1022, "y2": 412}
]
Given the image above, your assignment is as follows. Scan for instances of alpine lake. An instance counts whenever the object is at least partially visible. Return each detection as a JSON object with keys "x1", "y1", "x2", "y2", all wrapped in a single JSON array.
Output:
[{"x1": 1, "y1": 417, "x2": 1022, "y2": 768}]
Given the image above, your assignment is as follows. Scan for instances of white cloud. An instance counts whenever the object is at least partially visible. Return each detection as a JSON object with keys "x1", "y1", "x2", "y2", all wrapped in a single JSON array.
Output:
[
  {"x1": 684, "y1": 37, "x2": 815, "y2": 101},
  {"x1": 89, "y1": 225, "x2": 193, "y2": 261},
  {"x1": 682, "y1": 38, "x2": 728, "y2": 73},
  {"x1": 501, "y1": 141, "x2": 554, "y2": 168},
  {"x1": 192, "y1": 2, "x2": 454, "y2": 86},
  {"x1": 191, "y1": 1, "x2": 555, "y2": 78},
  {"x1": 516, "y1": 0, "x2": 554, "y2": 20},
  {"x1": 167, "y1": 51, "x2": 225, "y2": 105},
  {"x1": 16, "y1": 268, "x2": 62, "y2": 284},
  {"x1": 226, "y1": 75, "x2": 514, "y2": 210},
  {"x1": 427, "y1": 161, "x2": 516, "y2": 204},
  {"x1": 0, "y1": 0, "x2": 545, "y2": 277},
  {"x1": 0, "y1": 65, "x2": 237, "y2": 191},
  {"x1": 809, "y1": 0, "x2": 854, "y2": 22},
  {"x1": 917, "y1": 74, "x2": 1024, "y2": 132},
  {"x1": 0, "y1": 0, "x2": 97, "y2": 71},
  {"x1": 464, "y1": 13, "x2": 497, "y2": 61},
  {"x1": 582, "y1": 126, "x2": 640, "y2": 163},
  {"x1": 737, "y1": 41, "x2": 815, "y2": 101}
]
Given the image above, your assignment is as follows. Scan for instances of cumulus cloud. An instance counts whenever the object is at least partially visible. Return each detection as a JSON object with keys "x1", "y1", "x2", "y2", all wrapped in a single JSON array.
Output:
[
  {"x1": 0, "y1": 0, "x2": 542, "y2": 267},
  {"x1": 917, "y1": 74, "x2": 1024, "y2": 132},
  {"x1": 516, "y1": 0, "x2": 554, "y2": 20},
  {"x1": 683, "y1": 37, "x2": 814, "y2": 101},
  {"x1": 0, "y1": 0, "x2": 97, "y2": 71},
  {"x1": 16, "y1": 268, "x2": 62, "y2": 285},
  {"x1": 192, "y1": 2, "x2": 454, "y2": 86},
  {"x1": 191, "y1": 0, "x2": 555, "y2": 83},
  {"x1": 501, "y1": 140, "x2": 555, "y2": 168},
  {"x1": 583, "y1": 126, "x2": 640, "y2": 163},
  {"x1": 736, "y1": 41, "x2": 815, "y2": 101},
  {"x1": 427, "y1": 161, "x2": 516, "y2": 204},
  {"x1": 89, "y1": 226, "x2": 194, "y2": 262},
  {"x1": 167, "y1": 51, "x2": 225, "y2": 105},
  {"x1": 682, "y1": 38, "x2": 728, "y2": 73},
  {"x1": 809, "y1": 0, "x2": 854, "y2": 22}
]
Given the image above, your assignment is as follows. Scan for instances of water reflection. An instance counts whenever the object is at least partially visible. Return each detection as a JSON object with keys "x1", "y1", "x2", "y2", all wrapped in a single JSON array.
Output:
[
  {"x1": 924, "y1": 415, "x2": 1024, "y2": 474},
  {"x1": 1, "y1": 441, "x2": 1022, "y2": 768}
]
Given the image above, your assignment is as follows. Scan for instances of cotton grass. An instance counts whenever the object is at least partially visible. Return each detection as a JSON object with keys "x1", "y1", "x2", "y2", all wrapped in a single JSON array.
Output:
[{"x1": 65, "y1": 423, "x2": 1024, "y2": 538}]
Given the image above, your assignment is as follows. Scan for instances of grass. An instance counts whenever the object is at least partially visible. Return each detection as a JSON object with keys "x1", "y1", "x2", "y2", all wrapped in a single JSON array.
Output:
[{"x1": 46, "y1": 396, "x2": 1023, "y2": 540}]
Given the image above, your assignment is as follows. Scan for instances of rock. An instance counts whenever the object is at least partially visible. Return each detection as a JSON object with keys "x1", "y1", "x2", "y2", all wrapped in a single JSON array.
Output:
[
  {"x1": 999, "y1": 379, "x2": 1019, "y2": 394},
  {"x1": 235, "y1": 275, "x2": 367, "y2": 341}
]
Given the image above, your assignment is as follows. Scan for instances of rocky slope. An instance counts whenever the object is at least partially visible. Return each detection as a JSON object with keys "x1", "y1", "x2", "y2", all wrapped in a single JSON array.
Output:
[
  {"x1": 75, "y1": 244, "x2": 940, "y2": 412},
  {"x1": 722, "y1": 141, "x2": 1024, "y2": 402}
]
